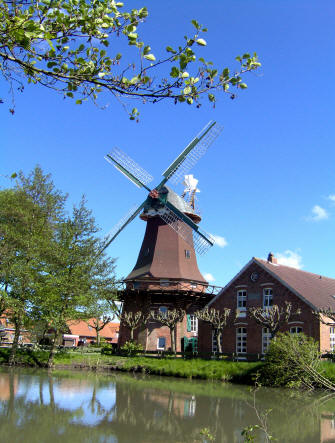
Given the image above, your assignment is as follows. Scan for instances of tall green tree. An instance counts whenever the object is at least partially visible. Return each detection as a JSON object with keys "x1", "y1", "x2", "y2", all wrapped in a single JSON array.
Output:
[
  {"x1": 0, "y1": 167, "x2": 66, "y2": 365},
  {"x1": 0, "y1": 0, "x2": 260, "y2": 117},
  {"x1": 36, "y1": 197, "x2": 116, "y2": 367}
]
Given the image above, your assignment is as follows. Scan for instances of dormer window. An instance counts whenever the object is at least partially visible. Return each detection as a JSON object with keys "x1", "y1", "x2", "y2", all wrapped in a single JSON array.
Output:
[
  {"x1": 160, "y1": 279, "x2": 169, "y2": 287},
  {"x1": 185, "y1": 250, "x2": 191, "y2": 259}
]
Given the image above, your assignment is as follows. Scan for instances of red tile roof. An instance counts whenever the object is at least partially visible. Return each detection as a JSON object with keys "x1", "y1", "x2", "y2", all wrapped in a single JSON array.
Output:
[
  {"x1": 255, "y1": 258, "x2": 335, "y2": 310},
  {"x1": 67, "y1": 319, "x2": 119, "y2": 339}
]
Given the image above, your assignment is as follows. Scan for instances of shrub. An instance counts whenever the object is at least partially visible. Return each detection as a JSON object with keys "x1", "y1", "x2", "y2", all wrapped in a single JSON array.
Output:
[
  {"x1": 101, "y1": 345, "x2": 114, "y2": 356},
  {"x1": 259, "y1": 332, "x2": 321, "y2": 388},
  {"x1": 120, "y1": 341, "x2": 144, "y2": 357}
]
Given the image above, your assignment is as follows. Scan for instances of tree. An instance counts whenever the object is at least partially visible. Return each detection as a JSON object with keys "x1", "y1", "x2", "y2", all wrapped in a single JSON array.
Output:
[
  {"x1": 151, "y1": 308, "x2": 185, "y2": 353},
  {"x1": 312, "y1": 308, "x2": 335, "y2": 326},
  {"x1": 195, "y1": 307, "x2": 233, "y2": 354},
  {"x1": 249, "y1": 302, "x2": 301, "y2": 340},
  {"x1": 119, "y1": 310, "x2": 150, "y2": 342},
  {"x1": 0, "y1": 0, "x2": 261, "y2": 117},
  {"x1": 35, "y1": 196, "x2": 116, "y2": 367},
  {"x1": 86, "y1": 300, "x2": 115, "y2": 345},
  {"x1": 0, "y1": 167, "x2": 66, "y2": 365}
]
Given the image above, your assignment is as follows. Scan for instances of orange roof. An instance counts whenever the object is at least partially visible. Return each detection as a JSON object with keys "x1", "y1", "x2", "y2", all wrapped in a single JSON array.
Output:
[{"x1": 67, "y1": 319, "x2": 119, "y2": 338}]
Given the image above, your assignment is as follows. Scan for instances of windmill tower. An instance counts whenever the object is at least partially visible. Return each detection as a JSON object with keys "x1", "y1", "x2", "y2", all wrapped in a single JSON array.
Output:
[{"x1": 102, "y1": 121, "x2": 223, "y2": 352}]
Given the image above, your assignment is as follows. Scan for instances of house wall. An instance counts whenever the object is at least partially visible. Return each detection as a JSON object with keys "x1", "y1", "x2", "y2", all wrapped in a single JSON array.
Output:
[
  {"x1": 118, "y1": 292, "x2": 202, "y2": 352},
  {"x1": 198, "y1": 261, "x2": 322, "y2": 356}
]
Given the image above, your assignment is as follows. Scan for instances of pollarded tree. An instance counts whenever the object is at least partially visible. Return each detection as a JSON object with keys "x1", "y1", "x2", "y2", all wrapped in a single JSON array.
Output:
[
  {"x1": 312, "y1": 308, "x2": 335, "y2": 326},
  {"x1": 195, "y1": 307, "x2": 233, "y2": 354},
  {"x1": 86, "y1": 300, "x2": 116, "y2": 345},
  {"x1": 151, "y1": 308, "x2": 185, "y2": 354},
  {"x1": 249, "y1": 302, "x2": 301, "y2": 340},
  {"x1": 119, "y1": 310, "x2": 150, "y2": 343},
  {"x1": 0, "y1": 0, "x2": 261, "y2": 117}
]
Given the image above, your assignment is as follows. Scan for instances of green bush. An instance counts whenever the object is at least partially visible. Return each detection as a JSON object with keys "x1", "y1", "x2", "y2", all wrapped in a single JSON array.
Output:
[
  {"x1": 120, "y1": 341, "x2": 143, "y2": 357},
  {"x1": 259, "y1": 332, "x2": 321, "y2": 388},
  {"x1": 101, "y1": 345, "x2": 114, "y2": 356}
]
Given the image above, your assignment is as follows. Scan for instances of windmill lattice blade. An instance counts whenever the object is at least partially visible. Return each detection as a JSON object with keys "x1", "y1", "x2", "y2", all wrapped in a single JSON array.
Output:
[
  {"x1": 100, "y1": 202, "x2": 146, "y2": 252},
  {"x1": 105, "y1": 147, "x2": 153, "y2": 189},
  {"x1": 158, "y1": 206, "x2": 214, "y2": 255},
  {"x1": 164, "y1": 121, "x2": 223, "y2": 186}
]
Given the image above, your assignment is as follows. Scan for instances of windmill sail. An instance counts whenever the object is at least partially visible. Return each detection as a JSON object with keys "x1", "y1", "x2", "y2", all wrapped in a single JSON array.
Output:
[
  {"x1": 105, "y1": 148, "x2": 153, "y2": 190},
  {"x1": 100, "y1": 201, "x2": 147, "y2": 252},
  {"x1": 161, "y1": 121, "x2": 223, "y2": 186},
  {"x1": 159, "y1": 202, "x2": 215, "y2": 255}
]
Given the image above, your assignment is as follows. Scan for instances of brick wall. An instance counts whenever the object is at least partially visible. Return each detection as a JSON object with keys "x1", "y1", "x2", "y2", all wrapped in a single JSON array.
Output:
[{"x1": 198, "y1": 261, "x2": 323, "y2": 355}]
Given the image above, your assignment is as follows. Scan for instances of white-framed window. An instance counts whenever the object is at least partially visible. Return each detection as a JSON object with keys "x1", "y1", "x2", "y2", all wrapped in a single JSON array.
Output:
[
  {"x1": 236, "y1": 327, "x2": 247, "y2": 354},
  {"x1": 157, "y1": 337, "x2": 166, "y2": 350},
  {"x1": 290, "y1": 326, "x2": 303, "y2": 334},
  {"x1": 263, "y1": 288, "x2": 273, "y2": 308},
  {"x1": 159, "y1": 306, "x2": 168, "y2": 317},
  {"x1": 262, "y1": 327, "x2": 272, "y2": 353},
  {"x1": 190, "y1": 315, "x2": 198, "y2": 333},
  {"x1": 185, "y1": 250, "x2": 191, "y2": 259},
  {"x1": 237, "y1": 290, "x2": 247, "y2": 317},
  {"x1": 212, "y1": 330, "x2": 223, "y2": 353},
  {"x1": 330, "y1": 327, "x2": 335, "y2": 351}
]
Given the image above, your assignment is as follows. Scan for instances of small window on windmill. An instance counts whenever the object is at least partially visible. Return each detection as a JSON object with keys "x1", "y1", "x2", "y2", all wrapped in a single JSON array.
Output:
[
  {"x1": 159, "y1": 306, "x2": 168, "y2": 317},
  {"x1": 160, "y1": 279, "x2": 170, "y2": 287},
  {"x1": 133, "y1": 281, "x2": 141, "y2": 289},
  {"x1": 191, "y1": 282, "x2": 197, "y2": 289},
  {"x1": 144, "y1": 247, "x2": 150, "y2": 257},
  {"x1": 185, "y1": 250, "x2": 191, "y2": 259}
]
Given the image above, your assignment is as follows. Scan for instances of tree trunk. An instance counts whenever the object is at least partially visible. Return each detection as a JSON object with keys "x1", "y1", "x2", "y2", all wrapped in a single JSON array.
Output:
[
  {"x1": 170, "y1": 327, "x2": 176, "y2": 353},
  {"x1": 96, "y1": 328, "x2": 100, "y2": 346},
  {"x1": 130, "y1": 327, "x2": 134, "y2": 342},
  {"x1": 9, "y1": 320, "x2": 21, "y2": 366},
  {"x1": 217, "y1": 330, "x2": 222, "y2": 354},
  {"x1": 47, "y1": 331, "x2": 59, "y2": 368}
]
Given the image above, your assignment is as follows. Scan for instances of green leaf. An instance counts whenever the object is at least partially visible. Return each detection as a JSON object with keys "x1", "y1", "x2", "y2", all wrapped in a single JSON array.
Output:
[
  {"x1": 144, "y1": 54, "x2": 156, "y2": 61},
  {"x1": 10, "y1": 173, "x2": 17, "y2": 179},
  {"x1": 166, "y1": 46, "x2": 177, "y2": 54},
  {"x1": 187, "y1": 97, "x2": 193, "y2": 104},
  {"x1": 208, "y1": 93, "x2": 215, "y2": 102},
  {"x1": 76, "y1": 99, "x2": 82, "y2": 104},
  {"x1": 196, "y1": 38, "x2": 207, "y2": 46},
  {"x1": 170, "y1": 66, "x2": 179, "y2": 78},
  {"x1": 66, "y1": 92, "x2": 74, "y2": 98},
  {"x1": 143, "y1": 45, "x2": 151, "y2": 55},
  {"x1": 191, "y1": 19, "x2": 200, "y2": 30},
  {"x1": 239, "y1": 83, "x2": 247, "y2": 89}
]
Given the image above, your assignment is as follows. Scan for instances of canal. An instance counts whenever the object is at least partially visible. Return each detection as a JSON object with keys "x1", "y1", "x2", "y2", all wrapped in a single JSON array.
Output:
[{"x1": 0, "y1": 367, "x2": 334, "y2": 442}]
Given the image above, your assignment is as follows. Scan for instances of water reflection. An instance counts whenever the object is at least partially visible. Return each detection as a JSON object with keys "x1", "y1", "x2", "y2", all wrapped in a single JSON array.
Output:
[{"x1": 0, "y1": 368, "x2": 335, "y2": 442}]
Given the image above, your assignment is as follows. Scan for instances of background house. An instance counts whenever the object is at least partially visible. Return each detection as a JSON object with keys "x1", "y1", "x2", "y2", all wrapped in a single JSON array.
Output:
[
  {"x1": 62, "y1": 320, "x2": 119, "y2": 347},
  {"x1": 198, "y1": 254, "x2": 335, "y2": 357}
]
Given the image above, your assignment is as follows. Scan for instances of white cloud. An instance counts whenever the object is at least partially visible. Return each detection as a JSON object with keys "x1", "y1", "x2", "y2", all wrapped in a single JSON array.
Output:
[
  {"x1": 211, "y1": 234, "x2": 228, "y2": 248},
  {"x1": 276, "y1": 250, "x2": 303, "y2": 269},
  {"x1": 204, "y1": 272, "x2": 215, "y2": 282},
  {"x1": 306, "y1": 205, "x2": 329, "y2": 221},
  {"x1": 328, "y1": 194, "x2": 335, "y2": 204}
]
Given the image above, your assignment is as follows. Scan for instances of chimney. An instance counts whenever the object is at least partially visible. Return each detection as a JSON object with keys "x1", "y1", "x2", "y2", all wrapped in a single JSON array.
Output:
[{"x1": 267, "y1": 252, "x2": 278, "y2": 264}]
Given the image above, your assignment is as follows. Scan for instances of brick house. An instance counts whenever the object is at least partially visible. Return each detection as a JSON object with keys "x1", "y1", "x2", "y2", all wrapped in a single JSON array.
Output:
[
  {"x1": 0, "y1": 313, "x2": 31, "y2": 346},
  {"x1": 62, "y1": 320, "x2": 119, "y2": 347},
  {"x1": 198, "y1": 254, "x2": 335, "y2": 356}
]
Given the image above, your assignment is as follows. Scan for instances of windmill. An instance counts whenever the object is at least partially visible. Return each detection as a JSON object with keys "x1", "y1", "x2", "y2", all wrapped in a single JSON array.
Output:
[
  {"x1": 102, "y1": 121, "x2": 223, "y2": 256},
  {"x1": 103, "y1": 121, "x2": 223, "y2": 352}
]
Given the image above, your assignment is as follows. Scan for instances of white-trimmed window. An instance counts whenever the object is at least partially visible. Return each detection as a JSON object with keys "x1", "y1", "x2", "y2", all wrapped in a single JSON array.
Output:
[
  {"x1": 157, "y1": 337, "x2": 166, "y2": 350},
  {"x1": 330, "y1": 327, "x2": 335, "y2": 351},
  {"x1": 212, "y1": 330, "x2": 223, "y2": 353},
  {"x1": 290, "y1": 326, "x2": 303, "y2": 334},
  {"x1": 263, "y1": 288, "x2": 273, "y2": 308},
  {"x1": 159, "y1": 306, "x2": 168, "y2": 317},
  {"x1": 236, "y1": 327, "x2": 247, "y2": 354},
  {"x1": 185, "y1": 250, "x2": 191, "y2": 259},
  {"x1": 262, "y1": 328, "x2": 272, "y2": 353},
  {"x1": 237, "y1": 290, "x2": 247, "y2": 317},
  {"x1": 190, "y1": 315, "x2": 198, "y2": 333}
]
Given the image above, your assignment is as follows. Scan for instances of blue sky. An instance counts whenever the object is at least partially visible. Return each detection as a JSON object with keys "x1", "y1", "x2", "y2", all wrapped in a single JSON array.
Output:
[{"x1": 2, "y1": 0, "x2": 335, "y2": 287}]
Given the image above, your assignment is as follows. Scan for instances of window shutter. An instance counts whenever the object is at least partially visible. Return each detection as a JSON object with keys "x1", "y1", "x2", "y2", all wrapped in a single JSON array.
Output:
[{"x1": 186, "y1": 314, "x2": 191, "y2": 332}]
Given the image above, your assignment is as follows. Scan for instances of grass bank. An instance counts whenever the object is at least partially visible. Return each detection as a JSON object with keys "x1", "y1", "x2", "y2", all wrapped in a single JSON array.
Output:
[{"x1": 0, "y1": 348, "x2": 262, "y2": 383}]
